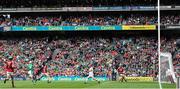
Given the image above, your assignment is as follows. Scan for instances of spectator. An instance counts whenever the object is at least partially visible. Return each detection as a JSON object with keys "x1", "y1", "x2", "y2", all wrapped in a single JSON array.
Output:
[
  {"x1": 161, "y1": 15, "x2": 180, "y2": 25},
  {"x1": 0, "y1": 14, "x2": 157, "y2": 26},
  {"x1": 0, "y1": 34, "x2": 158, "y2": 78},
  {"x1": 0, "y1": 0, "x2": 157, "y2": 8}
]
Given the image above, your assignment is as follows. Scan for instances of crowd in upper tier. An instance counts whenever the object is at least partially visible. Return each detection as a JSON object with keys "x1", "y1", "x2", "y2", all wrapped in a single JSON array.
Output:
[
  {"x1": 0, "y1": 0, "x2": 157, "y2": 8},
  {"x1": 161, "y1": 0, "x2": 180, "y2": 5},
  {"x1": 161, "y1": 15, "x2": 180, "y2": 25},
  {"x1": 2, "y1": 14, "x2": 180, "y2": 26},
  {"x1": 0, "y1": 14, "x2": 157, "y2": 26}
]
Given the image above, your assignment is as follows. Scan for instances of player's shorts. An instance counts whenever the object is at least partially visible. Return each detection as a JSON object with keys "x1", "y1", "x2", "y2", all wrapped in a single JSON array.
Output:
[
  {"x1": 88, "y1": 72, "x2": 94, "y2": 78},
  {"x1": 7, "y1": 72, "x2": 13, "y2": 78},
  {"x1": 42, "y1": 73, "x2": 49, "y2": 76},
  {"x1": 119, "y1": 73, "x2": 125, "y2": 77},
  {"x1": 28, "y1": 71, "x2": 33, "y2": 77}
]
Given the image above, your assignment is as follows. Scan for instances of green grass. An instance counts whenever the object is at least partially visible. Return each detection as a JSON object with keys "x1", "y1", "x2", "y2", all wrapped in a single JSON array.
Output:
[{"x1": 0, "y1": 81, "x2": 176, "y2": 89}]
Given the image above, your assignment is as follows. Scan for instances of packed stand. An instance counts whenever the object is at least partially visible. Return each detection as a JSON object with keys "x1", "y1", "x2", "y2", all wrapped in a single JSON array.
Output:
[
  {"x1": 0, "y1": 36, "x2": 158, "y2": 78},
  {"x1": 161, "y1": 0, "x2": 180, "y2": 5},
  {"x1": 161, "y1": 15, "x2": 180, "y2": 25},
  {"x1": 0, "y1": 14, "x2": 157, "y2": 26},
  {"x1": 0, "y1": 0, "x2": 157, "y2": 8}
]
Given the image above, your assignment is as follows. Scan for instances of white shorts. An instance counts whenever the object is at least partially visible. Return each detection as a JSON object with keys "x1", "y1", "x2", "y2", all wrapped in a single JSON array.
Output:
[
  {"x1": 7, "y1": 72, "x2": 13, "y2": 78},
  {"x1": 120, "y1": 74, "x2": 125, "y2": 77},
  {"x1": 42, "y1": 73, "x2": 49, "y2": 76},
  {"x1": 28, "y1": 71, "x2": 33, "y2": 77},
  {"x1": 88, "y1": 72, "x2": 94, "y2": 78}
]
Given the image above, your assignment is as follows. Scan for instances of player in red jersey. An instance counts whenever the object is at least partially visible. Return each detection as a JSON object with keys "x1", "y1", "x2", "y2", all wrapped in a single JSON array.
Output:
[
  {"x1": 37, "y1": 63, "x2": 51, "y2": 83},
  {"x1": 118, "y1": 66, "x2": 127, "y2": 82},
  {"x1": 31, "y1": 64, "x2": 40, "y2": 84},
  {"x1": 3, "y1": 56, "x2": 15, "y2": 88}
]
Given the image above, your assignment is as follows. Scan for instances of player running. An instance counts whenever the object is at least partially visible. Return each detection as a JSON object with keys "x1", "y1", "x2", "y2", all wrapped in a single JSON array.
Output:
[
  {"x1": 36, "y1": 62, "x2": 51, "y2": 83},
  {"x1": 85, "y1": 65, "x2": 100, "y2": 84},
  {"x1": 27, "y1": 61, "x2": 36, "y2": 84},
  {"x1": 3, "y1": 56, "x2": 15, "y2": 88},
  {"x1": 33, "y1": 64, "x2": 40, "y2": 83},
  {"x1": 118, "y1": 66, "x2": 127, "y2": 82}
]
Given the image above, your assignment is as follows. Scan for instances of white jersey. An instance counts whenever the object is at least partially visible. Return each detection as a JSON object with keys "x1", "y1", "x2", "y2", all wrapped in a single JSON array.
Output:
[{"x1": 88, "y1": 67, "x2": 94, "y2": 77}]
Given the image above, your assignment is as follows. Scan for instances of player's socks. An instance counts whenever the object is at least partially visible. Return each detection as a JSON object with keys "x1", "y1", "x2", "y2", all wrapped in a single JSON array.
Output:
[
  {"x1": 84, "y1": 79, "x2": 88, "y2": 84},
  {"x1": 12, "y1": 84, "x2": 15, "y2": 88},
  {"x1": 4, "y1": 79, "x2": 6, "y2": 84},
  {"x1": 11, "y1": 78, "x2": 15, "y2": 88},
  {"x1": 95, "y1": 80, "x2": 100, "y2": 84},
  {"x1": 47, "y1": 80, "x2": 51, "y2": 83},
  {"x1": 4, "y1": 79, "x2": 8, "y2": 84},
  {"x1": 47, "y1": 77, "x2": 51, "y2": 83},
  {"x1": 36, "y1": 77, "x2": 41, "y2": 81},
  {"x1": 34, "y1": 78, "x2": 38, "y2": 82},
  {"x1": 32, "y1": 80, "x2": 36, "y2": 85},
  {"x1": 85, "y1": 78, "x2": 88, "y2": 84},
  {"x1": 98, "y1": 81, "x2": 100, "y2": 84},
  {"x1": 121, "y1": 79, "x2": 123, "y2": 82},
  {"x1": 120, "y1": 78, "x2": 122, "y2": 82}
]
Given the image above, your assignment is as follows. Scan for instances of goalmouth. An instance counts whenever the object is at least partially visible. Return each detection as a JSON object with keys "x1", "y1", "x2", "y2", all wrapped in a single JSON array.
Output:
[{"x1": 160, "y1": 52, "x2": 179, "y2": 89}]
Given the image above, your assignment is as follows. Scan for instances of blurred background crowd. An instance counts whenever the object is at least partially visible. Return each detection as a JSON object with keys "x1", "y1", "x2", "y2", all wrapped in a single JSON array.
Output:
[
  {"x1": 2, "y1": 14, "x2": 180, "y2": 26},
  {"x1": 0, "y1": 13, "x2": 157, "y2": 26},
  {"x1": 1, "y1": 0, "x2": 179, "y2": 8},
  {"x1": 161, "y1": 15, "x2": 180, "y2": 25},
  {"x1": 161, "y1": 0, "x2": 180, "y2": 5},
  {"x1": 0, "y1": 30, "x2": 178, "y2": 80},
  {"x1": 0, "y1": 0, "x2": 157, "y2": 8},
  {"x1": 0, "y1": 0, "x2": 179, "y2": 8},
  {"x1": 0, "y1": 32, "x2": 158, "y2": 78}
]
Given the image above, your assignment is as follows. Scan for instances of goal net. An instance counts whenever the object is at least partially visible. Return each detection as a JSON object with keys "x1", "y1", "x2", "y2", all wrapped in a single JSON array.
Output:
[{"x1": 160, "y1": 52, "x2": 177, "y2": 85}]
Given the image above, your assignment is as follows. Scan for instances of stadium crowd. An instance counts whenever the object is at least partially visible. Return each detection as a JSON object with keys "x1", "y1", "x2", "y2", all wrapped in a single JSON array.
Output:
[
  {"x1": 161, "y1": 0, "x2": 180, "y2": 5},
  {"x1": 0, "y1": 35, "x2": 158, "y2": 78},
  {"x1": 161, "y1": 15, "x2": 180, "y2": 25},
  {"x1": 0, "y1": 14, "x2": 157, "y2": 26},
  {"x1": 0, "y1": 0, "x2": 157, "y2": 8}
]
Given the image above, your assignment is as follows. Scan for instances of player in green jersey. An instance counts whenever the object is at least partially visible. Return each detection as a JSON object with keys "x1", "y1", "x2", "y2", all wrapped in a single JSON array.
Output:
[{"x1": 27, "y1": 61, "x2": 36, "y2": 84}]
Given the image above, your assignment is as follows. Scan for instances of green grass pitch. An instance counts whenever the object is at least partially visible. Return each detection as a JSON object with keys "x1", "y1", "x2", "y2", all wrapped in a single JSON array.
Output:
[{"x1": 0, "y1": 81, "x2": 176, "y2": 89}]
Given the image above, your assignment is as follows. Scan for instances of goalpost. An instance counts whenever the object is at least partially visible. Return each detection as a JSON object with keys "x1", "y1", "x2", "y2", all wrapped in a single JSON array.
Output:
[
  {"x1": 160, "y1": 52, "x2": 178, "y2": 88},
  {"x1": 176, "y1": 63, "x2": 180, "y2": 89}
]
